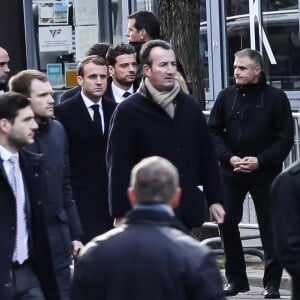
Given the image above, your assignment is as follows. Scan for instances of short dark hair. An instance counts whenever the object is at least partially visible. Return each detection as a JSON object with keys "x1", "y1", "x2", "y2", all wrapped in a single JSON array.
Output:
[
  {"x1": 128, "y1": 11, "x2": 160, "y2": 39},
  {"x1": 9, "y1": 69, "x2": 48, "y2": 97},
  {"x1": 130, "y1": 156, "x2": 179, "y2": 204},
  {"x1": 77, "y1": 55, "x2": 107, "y2": 77},
  {"x1": 234, "y1": 48, "x2": 264, "y2": 69},
  {"x1": 140, "y1": 39, "x2": 172, "y2": 66},
  {"x1": 0, "y1": 92, "x2": 31, "y2": 123},
  {"x1": 86, "y1": 42, "x2": 110, "y2": 58},
  {"x1": 106, "y1": 43, "x2": 136, "y2": 66}
]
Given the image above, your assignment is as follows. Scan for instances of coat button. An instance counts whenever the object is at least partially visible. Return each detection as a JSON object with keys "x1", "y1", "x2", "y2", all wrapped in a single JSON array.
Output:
[
  {"x1": 10, "y1": 226, "x2": 15, "y2": 230},
  {"x1": 34, "y1": 173, "x2": 39, "y2": 177},
  {"x1": 4, "y1": 283, "x2": 11, "y2": 287},
  {"x1": 37, "y1": 201, "x2": 42, "y2": 205}
]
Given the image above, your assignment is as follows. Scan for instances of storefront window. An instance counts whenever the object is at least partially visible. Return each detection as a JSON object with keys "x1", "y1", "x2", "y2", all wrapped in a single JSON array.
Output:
[
  {"x1": 224, "y1": 0, "x2": 300, "y2": 91},
  {"x1": 261, "y1": 0, "x2": 300, "y2": 90}
]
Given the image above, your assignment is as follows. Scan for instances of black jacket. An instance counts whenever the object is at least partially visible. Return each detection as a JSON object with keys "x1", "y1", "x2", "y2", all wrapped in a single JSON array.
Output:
[
  {"x1": 208, "y1": 79, "x2": 294, "y2": 183},
  {"x1": 71, "y1": 209, "x2": 225, "y2": 300},
  {"x1": 25, "y1": 118, "x2": 83, "y2": 269},
  {"x1": 107, "y1": 89, "x2": 225, "y2": 227},
  {"x1": 0, "y1": 149, "x2": 60, "y2": 300},
  {"x1": 271, "y1": 161, "x2": 300, "y2": 300}
]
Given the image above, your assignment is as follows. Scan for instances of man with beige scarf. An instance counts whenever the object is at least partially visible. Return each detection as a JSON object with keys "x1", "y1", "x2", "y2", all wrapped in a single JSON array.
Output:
[{"x1": 107, "y1": 39, "x2": 225, "y2": 229}]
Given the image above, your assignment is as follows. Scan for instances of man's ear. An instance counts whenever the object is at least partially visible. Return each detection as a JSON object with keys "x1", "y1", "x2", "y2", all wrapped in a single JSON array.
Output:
[
  {"x1": 127, "y1": 187, "x2": 137, "y2": 207},
  {"x1": 77, "y1": 75, "x2": 83, "y2": 86},
  {"x1": 108, "y1": 65, "x2": 115, "y2": 76},
  {"x1": 169, "y1": 188, "x2": 181, "y2": 209},
  {"x1": 139, "y1": 29, "x2": 147, "y2": 41},
  {"x1": 0, "y1": 118, "x2": 11, "y2": 134},
  {"x1": 143, "y1": 64, "x2": 151, "y2": 77}
]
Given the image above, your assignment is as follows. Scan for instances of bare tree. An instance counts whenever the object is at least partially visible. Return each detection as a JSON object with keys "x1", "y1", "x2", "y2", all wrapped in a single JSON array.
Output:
[{"x1": 158, "y1": 0, "x2": 205, "y2": 109}]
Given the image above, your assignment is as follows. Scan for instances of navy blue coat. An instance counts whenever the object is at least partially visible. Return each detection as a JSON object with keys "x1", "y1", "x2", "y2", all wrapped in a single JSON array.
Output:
[
  {"x1": 0, "y1": 149, "x2": 60, "y2": 300},
  {"x1": 55, "y1": 95, "x2": 117, "y2": 243},
  {"x1": 26, "y1": 118, "x2": 83, "y2": 269},
  {"x1": 71, "y1": 208, "x2": 225, "y2": 300},
  {"x1": 107, "y1": 90, "x2": 225, "y2": 228}
]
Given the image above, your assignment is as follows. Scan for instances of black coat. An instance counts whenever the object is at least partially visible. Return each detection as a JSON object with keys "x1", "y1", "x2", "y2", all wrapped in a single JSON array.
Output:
[
  {"x1": 25, "y1": 118, "x2": 83, "y2": 269},
  {"x1": 107, "y1": 90, "x2": 225, "y2": 228},
  {"x1": 208, "y1": 81, "x2": 294, "y2": 183},
  {"x1": 271, "y1": 161, "x2": 300, "y2": 300},
  {"x1": 55, "y1": 95, "x2": 117, "y2": 243},
  {"x1": 0, "y1": 149, "x2": 60, "y2": 300},
  {"x1": 71, "y1": 209, "x2": 225, "y2": 300}
]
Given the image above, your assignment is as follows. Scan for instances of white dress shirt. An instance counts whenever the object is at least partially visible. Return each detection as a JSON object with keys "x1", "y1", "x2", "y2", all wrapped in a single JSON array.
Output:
[
  {"x1": 81, "y1": 92, "x2": 105, "y2": 134},
  {"x1": 111, "y1": 82, "x2": 134, "y2": 104},
  {"x1": 0, "y1": 145, "x2": 29, "y2": 263}
]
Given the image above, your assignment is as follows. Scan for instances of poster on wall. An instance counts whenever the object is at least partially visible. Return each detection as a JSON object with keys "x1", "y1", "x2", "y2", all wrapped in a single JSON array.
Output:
[
  {"x1": 74, "y1": 0, "x2": 98, "y2": 25},
  {"x1": 39, "y1": 26, "x2": 72, "y2": 52},
  {"x1": 38, "y1": 1, "x2": 69, "y2": 25},
  {"x1": 47, "y1": 63, "x2": 63, "y2": 87}
]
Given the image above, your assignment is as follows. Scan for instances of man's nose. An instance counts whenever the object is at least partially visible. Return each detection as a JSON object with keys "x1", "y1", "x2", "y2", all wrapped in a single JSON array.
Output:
[{"x1": 4, "y1": 64, "x2": 10, "y2": 73}]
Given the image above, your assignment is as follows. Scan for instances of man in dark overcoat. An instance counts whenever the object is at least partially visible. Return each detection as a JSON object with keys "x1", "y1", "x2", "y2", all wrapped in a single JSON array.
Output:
[
  {"x1": 55, "y1": 56, "x2": 117, "y2": 243},
  {"x1": 107, "y1": 39, "x2": 225, "y2": 228},
  {"x1": 0, "y1": 92, "x2": 60, "y2": 299}
]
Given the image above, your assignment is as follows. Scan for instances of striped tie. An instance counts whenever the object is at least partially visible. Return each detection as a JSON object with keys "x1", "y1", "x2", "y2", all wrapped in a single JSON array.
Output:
[{"x1": 9, "y1": 154, "x2": 28, "y2": 264}]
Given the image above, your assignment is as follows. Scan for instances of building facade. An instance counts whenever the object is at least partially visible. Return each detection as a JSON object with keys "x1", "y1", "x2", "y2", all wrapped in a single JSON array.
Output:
[{"x1": 2, "y1": 0, "x2": 300, "y2": 108}]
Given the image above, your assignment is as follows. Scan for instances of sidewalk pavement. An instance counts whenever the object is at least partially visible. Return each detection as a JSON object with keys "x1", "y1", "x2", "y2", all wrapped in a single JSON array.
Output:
[{"x1": 217, "y1": 254, "x2": 292, "y2": 299}]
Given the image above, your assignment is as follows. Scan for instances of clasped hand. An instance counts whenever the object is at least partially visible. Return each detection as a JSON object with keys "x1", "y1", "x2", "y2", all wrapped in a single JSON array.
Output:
[{"x1": 230, "y1": 156, "x2": 259, "y2": 173}]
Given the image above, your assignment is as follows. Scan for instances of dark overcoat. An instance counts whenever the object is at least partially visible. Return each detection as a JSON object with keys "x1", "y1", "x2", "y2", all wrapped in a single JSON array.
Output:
[
  {"x1": 26, "y1": 118, "x2": 83, "y2": 269},
  {"x1": 271, "y1": 161, "x2": 300, "y2": 300},
  {"x1": 107, "y1": 90, "x2": 225, "y2": 228},
  {"x1": 0, "y1": 149, "x2": 60, "y2": 300},
  {"x1": 55, "y1": 95, "x2": 117, "y2": 242}
]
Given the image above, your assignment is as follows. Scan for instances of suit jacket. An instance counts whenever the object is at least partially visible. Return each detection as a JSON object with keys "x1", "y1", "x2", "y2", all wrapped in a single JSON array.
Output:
[
  {"x1": 55, "y1": 94, "x2": 117, "y2": 243},
  {"x1": 0, "y1": 149, "x2": 60, "y2": 300},
  {"x1": 71, "y1": 208, "x2": 225, "y2": 300},
  {"x1": 25, "y1": 118, "x2": 83, "y2": 269}
]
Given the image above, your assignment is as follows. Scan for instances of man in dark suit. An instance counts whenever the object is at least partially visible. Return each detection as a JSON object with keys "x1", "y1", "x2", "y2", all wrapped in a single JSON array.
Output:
[
  {"x1": 0, "y1": 92, "x2": 60, "y2": 299},
  {"x1": 55, "y1": 55, "x2": 117, "y2": 243},
  {"x1": 71, "y1": 156, "x2": 225, "y2": 300},
  {"x1": 105, "y1": 43, "x2": 138, "y2": 103},
  {"x1": 9, "y1": 69, "x2": 83, "y2": 300}
]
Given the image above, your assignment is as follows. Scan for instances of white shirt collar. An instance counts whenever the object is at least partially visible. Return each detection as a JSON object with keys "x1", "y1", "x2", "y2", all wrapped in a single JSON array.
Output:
[
  {"x1": 111, "y1": 82, "x2": 134, "y2": 103},
  {"x1": 80, "y1": 91, "x2": 103, "y2": 109},
  {"x1": 0, "y1": 145, "x2": 17, "y2": 162}
]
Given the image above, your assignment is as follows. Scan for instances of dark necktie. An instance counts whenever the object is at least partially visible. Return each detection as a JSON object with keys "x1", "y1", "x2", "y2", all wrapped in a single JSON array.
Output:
[
  {"x1": 122, "y1": 91, "x2": 131, "y2": 98},
  {"x1": 90, "y1": 104, "x2": 103, "y2": 134}
]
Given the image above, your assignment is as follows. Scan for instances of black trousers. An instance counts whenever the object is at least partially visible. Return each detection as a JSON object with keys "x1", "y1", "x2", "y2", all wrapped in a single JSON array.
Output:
[
  {"x1": 220, "y1": 178, "x2": 282, "y2": 289},
  {"x1": 12, "y1": 260, "x2": 45, "y2": 300}
]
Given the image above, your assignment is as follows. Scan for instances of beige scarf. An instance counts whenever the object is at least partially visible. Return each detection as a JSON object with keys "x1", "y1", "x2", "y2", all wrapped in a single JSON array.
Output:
[{"x1": 138, "y1": 77, "x2": 181, "y2": 118}]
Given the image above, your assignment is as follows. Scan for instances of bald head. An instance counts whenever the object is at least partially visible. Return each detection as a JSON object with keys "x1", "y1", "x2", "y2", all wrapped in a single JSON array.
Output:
[{"x1": 0, "y1": 47, "x2": 10, "y2": 85}]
